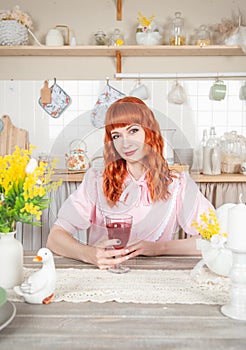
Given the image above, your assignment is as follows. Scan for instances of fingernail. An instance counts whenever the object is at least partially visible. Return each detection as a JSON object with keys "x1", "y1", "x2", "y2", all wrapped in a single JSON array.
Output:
[
  {"x1": 116, "y1": 239, "x2": 121, "y2": 244},
  {"x1": 125, "y1": 249, "x2": 129, "y2": 254}
]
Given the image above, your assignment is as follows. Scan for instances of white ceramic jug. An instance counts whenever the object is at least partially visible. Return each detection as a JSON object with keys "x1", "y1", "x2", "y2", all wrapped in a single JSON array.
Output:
[{"x1": 45, "y1": 28, "x2": 64, "y2": 46}]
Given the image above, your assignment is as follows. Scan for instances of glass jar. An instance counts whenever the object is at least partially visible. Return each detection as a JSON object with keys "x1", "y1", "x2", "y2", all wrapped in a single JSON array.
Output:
[
  {"x1": 94, "y1": 29, "x2": 107, "y2": 46},
  {"x1": 38, "y1": 152, "x2": 52, "y2": 168},
  {"x1": 169, "y1": 12, "x2": 186, "y2": 46},
  {"x1": 109, "y1": 28, "x2": 124, "y2": 46},
  {"x1": 160, "y1": 129, "x2": 176, "y2": 165},
  {"x1": 195, "y1": 25, "x2": 211, "y2": 46},
  {"x1": 221, "y1": 131, "x2": 242, "y2": 173}
]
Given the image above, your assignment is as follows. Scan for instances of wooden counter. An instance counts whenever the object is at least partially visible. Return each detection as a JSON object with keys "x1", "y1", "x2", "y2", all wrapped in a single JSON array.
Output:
[
  {"x1": 51, "y1": 164, "x2": 190, "y2": 182},
  {"x1": 190, "y1": 173, "x2": 246, "y2": 183},
  {"x1": 51, "y1": 167, "x2": 246, "y2": 183}
]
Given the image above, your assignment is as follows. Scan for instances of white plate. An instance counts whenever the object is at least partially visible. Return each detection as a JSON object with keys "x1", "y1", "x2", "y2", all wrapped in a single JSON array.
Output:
[{"x1": 0, "y1": 301, "x2": 16, "y2": 331}]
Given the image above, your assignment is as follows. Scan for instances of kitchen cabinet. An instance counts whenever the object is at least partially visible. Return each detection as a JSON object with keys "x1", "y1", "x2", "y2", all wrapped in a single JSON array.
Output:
[{"x1": 0, "y1": 45, "x2": 245, "y2": 79}]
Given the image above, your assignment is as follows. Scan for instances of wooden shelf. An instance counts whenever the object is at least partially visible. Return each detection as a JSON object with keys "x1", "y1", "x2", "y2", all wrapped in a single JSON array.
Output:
[
  {"x1": 1, "y1": 45, "x2": 244, "y2": 77},
  {"x1": 0, "y1": 45, "x2": 244, "y2": 57}
]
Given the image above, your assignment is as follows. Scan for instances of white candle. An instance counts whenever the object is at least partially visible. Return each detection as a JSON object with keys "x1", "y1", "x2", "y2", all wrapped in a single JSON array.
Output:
[{"x1": 227, "y1": 203, "x2": 246, "y2": 251}]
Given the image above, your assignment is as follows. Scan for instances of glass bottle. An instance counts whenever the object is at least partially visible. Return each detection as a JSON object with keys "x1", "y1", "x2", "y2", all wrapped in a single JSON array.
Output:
[
  {"x1": 199, "y1": 129, "x2": 208, "y2": 172},
  {"x1": 203, "y1": 127, "x2": 221, "y2": 175},
  {"x1": 169, "y1": 12, "x2": 186, "y2": 46},
  {"x1": 191, "y1": 129, "x2": 208, "y2": 174},
  {"x1": 195, "y1": 25, "x2": 211, "y2": 46}
]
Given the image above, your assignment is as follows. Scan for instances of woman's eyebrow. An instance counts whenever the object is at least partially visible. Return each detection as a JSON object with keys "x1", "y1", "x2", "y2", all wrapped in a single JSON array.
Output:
[{"x1": 126, "y1": 124, "x2": 139, "y2": 130}]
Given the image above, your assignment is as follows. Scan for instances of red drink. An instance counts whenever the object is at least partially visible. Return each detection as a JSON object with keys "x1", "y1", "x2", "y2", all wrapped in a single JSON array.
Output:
[{"x1": 106, "y1": 222, "x2": 131, "y2": 249}]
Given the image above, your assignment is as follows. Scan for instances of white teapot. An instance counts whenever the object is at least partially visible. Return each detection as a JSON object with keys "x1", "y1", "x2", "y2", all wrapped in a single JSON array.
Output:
[{"x1": 65, "y1": 139, "x2": 90, "y2": 171}]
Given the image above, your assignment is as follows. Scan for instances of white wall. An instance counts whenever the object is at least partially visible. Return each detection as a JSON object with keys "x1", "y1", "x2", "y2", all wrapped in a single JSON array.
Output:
[
  {"x1": 0, "y1": 79, "x2": 245, "y2": 167},
  {"x1": 0, "y1": 1, "x2": 245, "y2": 165}
]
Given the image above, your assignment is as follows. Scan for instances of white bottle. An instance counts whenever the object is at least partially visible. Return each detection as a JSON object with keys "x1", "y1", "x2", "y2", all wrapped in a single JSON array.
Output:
[
  {"x1": 211, "y1": 146, "x2": 221, "y2": 175},
  {"x1": 203, "y1": 127, "x2": 221, "y2": 175}
]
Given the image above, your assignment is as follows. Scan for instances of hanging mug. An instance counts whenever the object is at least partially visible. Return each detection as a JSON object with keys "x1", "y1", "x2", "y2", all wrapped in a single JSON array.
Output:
[
  {"x1": 129, "y1": 80, "x2": 149, "y2": 100},
  {"x1": 65, "y1": 139, "x2": 90, "y2": 171},
  {"x1": 210, "y1": 80, "x2": 226, "y2": 101},
  {"x1": 239, "y1": 82, "x2": 246, "y2": 101}
]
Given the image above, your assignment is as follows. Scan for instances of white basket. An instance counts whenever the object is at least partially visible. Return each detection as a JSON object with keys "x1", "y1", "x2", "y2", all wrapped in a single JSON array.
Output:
[{"x1": 0, "y1": 20, "x2": 28, "y2": 46}]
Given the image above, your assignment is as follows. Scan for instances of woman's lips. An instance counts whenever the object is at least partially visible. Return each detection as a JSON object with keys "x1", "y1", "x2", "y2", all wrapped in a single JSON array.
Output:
[{"x1": 124, "y1": 149, "x2": 137, "y2": 157}]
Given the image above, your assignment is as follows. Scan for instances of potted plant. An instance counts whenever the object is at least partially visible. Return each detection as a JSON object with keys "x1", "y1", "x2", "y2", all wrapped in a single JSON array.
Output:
[
  {"x1": 0, "y1": 145, "x2": 61, "y2": 288},
  {"x1": 136, "y1": 12, "x2": 162, "y2": 45},
  {"x1": 191, "y1": 208, "x2": 232, "y2": 277}
]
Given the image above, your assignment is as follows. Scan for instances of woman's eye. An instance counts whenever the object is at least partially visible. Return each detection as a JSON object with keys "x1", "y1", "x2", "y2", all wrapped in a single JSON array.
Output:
[
  {"x1": 112, "y1": 134, "x2": 119, "y2": 140},
  {"x1": 129, "y1": 128, "x2": 139, "y2": 134}
]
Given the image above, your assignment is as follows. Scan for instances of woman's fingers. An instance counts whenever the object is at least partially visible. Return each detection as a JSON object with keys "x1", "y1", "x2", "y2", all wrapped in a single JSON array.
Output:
[
  {"x1": 97, "y1": 252, "x2": 129, "y2": 269},
  {"x1": 96, "y1": 239, "x2": 121, "y2": 248}
]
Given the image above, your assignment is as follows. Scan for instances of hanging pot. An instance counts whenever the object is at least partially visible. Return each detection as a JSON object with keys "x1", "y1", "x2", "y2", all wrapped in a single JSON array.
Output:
[{"x1": 65, "y1": 139, "x2": 90, "y2": 171}]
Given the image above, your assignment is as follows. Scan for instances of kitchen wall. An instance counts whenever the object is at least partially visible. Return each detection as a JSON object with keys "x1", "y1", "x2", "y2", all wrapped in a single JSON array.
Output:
[
  {"x1": 0, "y1": 1, "x2": 245, "y2": 165},
  {"x1": 0, "y1": 78, "x2": 245, "y2": 167}
]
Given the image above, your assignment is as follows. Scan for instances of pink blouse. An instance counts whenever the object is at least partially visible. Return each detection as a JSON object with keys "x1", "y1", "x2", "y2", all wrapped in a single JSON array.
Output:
[{"x1": 55, "y1": 168, "x2": 214, "y2": 246}]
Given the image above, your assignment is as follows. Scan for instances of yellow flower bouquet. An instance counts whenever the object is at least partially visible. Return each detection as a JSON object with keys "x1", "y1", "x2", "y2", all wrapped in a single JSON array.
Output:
[
  {"x1": 191, "y1": 208, "x2": 227, "y2": 243},
  {"x1": 0, "y1": 146, "x2": 61, "y2": 233}
]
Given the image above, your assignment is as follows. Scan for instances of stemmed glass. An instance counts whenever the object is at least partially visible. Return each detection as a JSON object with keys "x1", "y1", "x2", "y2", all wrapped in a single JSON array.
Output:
[{"x1": 105, "y1": 213, "x2": 132, "y2": 274}]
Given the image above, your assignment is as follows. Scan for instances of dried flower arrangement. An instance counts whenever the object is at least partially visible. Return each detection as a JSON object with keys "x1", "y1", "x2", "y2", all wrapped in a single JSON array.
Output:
[{"x1": 0, "y1": 5, "x2": 32, "y2": 29}]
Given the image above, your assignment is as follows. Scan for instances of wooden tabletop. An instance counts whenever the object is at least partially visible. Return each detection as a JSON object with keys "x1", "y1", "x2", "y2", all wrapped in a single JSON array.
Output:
[{"x1": 1, "y1": 252, "x2": 245, "y2": 350}]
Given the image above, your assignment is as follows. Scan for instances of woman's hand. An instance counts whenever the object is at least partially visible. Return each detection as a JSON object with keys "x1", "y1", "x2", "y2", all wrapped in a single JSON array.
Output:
[
  {"x1": 124, "y1": 240, "x2": 163, "y2": 259},
  {"x1": 85, "y1": 239, "x2": 130, "y2": 270}
]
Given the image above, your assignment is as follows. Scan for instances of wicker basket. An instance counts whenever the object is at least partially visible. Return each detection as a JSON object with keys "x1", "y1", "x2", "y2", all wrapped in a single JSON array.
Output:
[{"x1": 0, "y1": 20, "x2": 28, "y2": 45}]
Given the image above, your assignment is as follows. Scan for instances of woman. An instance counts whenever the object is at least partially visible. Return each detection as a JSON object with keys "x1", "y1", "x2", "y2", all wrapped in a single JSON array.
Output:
[{"x1": 46, "y1": 96, "x2": 213, "y2": 269}]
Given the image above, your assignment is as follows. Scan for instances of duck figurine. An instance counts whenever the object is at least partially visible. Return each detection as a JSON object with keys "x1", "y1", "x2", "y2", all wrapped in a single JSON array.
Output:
[{"x1": 14, "y1": 248, "x2": 56, "y2": 304}]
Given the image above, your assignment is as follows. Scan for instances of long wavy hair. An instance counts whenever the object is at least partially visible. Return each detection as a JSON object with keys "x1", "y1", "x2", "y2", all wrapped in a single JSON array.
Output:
[{"x1": 103, "y1": 96, "x2": 173, "y2": 205}]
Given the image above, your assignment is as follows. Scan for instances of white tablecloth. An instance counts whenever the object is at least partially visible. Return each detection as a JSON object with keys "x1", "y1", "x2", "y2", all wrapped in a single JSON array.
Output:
[{"x1": 7, "y1": 267, "x2": 230, "y2": 305}]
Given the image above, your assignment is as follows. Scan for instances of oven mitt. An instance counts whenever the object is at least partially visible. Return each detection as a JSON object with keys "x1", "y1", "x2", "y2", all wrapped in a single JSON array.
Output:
[
  {"x1": 91, "y1": 84, "x2": 125, "y2": 128},
  {"x1": 39, "y1": 81, "x2": 72, "y2": 118}
]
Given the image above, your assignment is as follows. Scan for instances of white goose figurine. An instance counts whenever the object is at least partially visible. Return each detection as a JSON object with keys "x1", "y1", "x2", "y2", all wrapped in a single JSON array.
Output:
[{"x1": 14, "y1": 248, "x2": 56, "y2": 304}]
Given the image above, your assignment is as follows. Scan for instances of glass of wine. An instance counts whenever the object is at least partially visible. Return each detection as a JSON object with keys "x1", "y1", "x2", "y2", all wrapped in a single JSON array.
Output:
[{"x1": 105, "y1": 213, "x2": 133, "y2": 274}]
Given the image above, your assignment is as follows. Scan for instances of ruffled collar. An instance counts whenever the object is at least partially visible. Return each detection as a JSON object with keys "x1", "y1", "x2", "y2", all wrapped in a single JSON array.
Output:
[{"x1": 119, "y1": 171, "x2": 152, "y2": 206}]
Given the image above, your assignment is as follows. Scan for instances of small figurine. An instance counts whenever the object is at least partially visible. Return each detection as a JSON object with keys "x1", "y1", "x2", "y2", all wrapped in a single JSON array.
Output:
[{"x1": 14, "y1": 248, "x2": 56, "y2": 304}]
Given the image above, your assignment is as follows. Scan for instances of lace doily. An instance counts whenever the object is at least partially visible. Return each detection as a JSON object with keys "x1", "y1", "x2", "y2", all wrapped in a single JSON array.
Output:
[{"x1": 7, "y1": 268, "x2": 230, "y2": 304}]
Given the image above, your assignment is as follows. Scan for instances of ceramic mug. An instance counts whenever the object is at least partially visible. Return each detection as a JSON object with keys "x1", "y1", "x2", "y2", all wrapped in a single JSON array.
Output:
[
  {"x1": 129, "y1": 83, "x2": 149, "y2": 100},
  {"x1": 241, "y1": 162, "x2": 246, "y2": 175},
  {"x1": 239, "y1": 83, "x2": 246, "y2": 101},
  {"x1": 210, "y1": 80, "x2": 226, "y2": 101}
]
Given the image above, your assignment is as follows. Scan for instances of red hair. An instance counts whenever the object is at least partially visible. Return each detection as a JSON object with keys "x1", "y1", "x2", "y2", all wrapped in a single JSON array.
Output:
[{"x1": 103, "y1": 96, "x2": 172, "y2": 205}]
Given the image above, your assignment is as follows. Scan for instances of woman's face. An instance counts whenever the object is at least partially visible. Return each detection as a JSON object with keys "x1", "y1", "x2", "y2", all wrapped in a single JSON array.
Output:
[{"x1": 110, "y1": 124, "x2": 146, "y2": 163}]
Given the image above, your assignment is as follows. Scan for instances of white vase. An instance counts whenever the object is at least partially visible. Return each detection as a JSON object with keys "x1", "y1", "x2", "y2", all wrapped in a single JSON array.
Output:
[
  {"x1": 194, "y1": 238, "x2": 233, "y2": 277},
  {"x1": 0, "y1": 232, "x2": 24, "y2": 289},
  {"x1": 136, "y1": 31, "x2": 162, "y2": 45}
]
